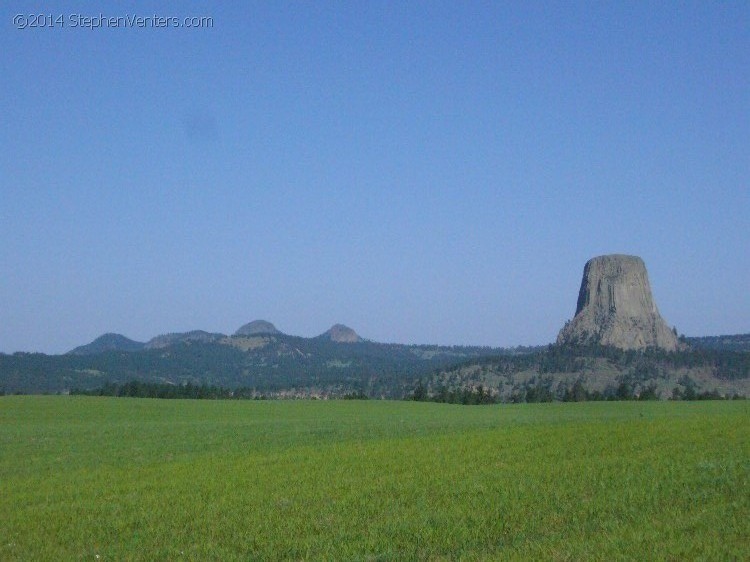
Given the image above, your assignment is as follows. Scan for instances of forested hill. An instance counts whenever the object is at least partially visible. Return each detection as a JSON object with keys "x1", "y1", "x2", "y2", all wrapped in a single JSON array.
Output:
[
  {"x1": 685, "y1": 334, "x2": 750, "y2": 352},
  {"x1": 418, "y1": 344, "x2": 750, "y2": 403},
  {"x1": 3, "y1": 332, "x2": 749, "y2": 399},
  {"x1": 68, "y1": 333, "x2": 145, "y2": 355},
  {"x1": 0, "y1": 333, "x2": 533, "y2": 396}
]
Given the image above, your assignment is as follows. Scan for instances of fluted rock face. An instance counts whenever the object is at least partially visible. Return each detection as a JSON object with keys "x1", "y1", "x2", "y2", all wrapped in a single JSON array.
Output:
[{"x1": 557, "y1": 255, "x2": 678, "y2": 351}]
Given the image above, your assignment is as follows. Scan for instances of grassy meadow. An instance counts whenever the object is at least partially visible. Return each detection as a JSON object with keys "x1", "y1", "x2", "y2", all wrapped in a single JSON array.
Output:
[{"x1": 1, "y1": 397, "x2": 748, "y2": 560}]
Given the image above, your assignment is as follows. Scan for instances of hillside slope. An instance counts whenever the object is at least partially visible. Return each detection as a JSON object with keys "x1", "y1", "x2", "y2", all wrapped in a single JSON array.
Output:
[{"x1": 1, "y1": 333, "x2": 520, "y2": 396}]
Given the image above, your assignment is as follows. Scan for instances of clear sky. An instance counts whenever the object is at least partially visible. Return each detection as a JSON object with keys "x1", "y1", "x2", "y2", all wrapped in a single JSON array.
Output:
[{"x1": 1, "y1": 2, "x2": 748, "y2": 354}]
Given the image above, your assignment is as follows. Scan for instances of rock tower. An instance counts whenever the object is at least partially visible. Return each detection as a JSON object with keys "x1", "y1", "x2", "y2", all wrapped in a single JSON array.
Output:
[{"x1": 557, "y1": 254, "x2": 678, "y2": 351}]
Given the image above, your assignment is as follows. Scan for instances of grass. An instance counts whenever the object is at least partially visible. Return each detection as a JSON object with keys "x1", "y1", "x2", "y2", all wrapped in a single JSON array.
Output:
[{"x1": 1, "y1": 397, "x2": 748, "y2": 560}]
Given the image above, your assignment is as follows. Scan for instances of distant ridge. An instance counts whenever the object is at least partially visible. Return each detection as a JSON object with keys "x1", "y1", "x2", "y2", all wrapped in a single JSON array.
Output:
[
  {"x1": 68, "y1": 333, "x2": 145, "y2": 355},
  {"x1": 318, "y1": 324, "x2": 362, "y2": 343},
  {"x1": 144, "y1": 330, "x2": 226, "y2": 349},
  {"x1": 686, "y1": 333, "x2": 750, "y2": 353},
  {"x1": 234, "y1": 320, "x2": 281, "y2": 336}
]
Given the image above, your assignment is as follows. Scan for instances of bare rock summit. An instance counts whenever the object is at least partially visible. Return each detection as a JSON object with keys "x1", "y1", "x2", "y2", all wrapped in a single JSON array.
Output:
[
  {"x1": 319, "y1": 324, "x2": 362, "y2": 343},
  {"x1": 557, "y1": 254, "x2": 678, "y2": 351},
  {"x1": 234, "y1": 320, "x2": 281, "y2": 336}
]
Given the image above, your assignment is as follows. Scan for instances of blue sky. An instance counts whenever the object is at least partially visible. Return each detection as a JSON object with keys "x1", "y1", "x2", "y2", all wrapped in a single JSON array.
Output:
[{"x1": 1, "y1": 2, "x2": 748, "y2": 353}]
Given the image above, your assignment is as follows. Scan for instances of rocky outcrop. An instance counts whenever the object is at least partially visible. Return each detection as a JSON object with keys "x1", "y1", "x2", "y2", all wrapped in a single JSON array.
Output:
[
  {"x1": 234, "y1": 320, "x2": 281, "y2": 336},
  {"x1": 318, "y1": 324, "x2": 362, "y2": 343},
  {"x1": 557, "y1": 255, "x2": 678, "y2": 351}
]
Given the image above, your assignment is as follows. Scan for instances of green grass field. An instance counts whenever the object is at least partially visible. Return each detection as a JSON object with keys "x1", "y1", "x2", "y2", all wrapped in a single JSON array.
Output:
[{"x1": 1, "y1": 397, "x2": 748, "y2": 560}]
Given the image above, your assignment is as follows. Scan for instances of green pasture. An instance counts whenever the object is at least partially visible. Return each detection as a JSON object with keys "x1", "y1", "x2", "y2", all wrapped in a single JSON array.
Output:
[{"x1": 1, "y1": 397, "x2": 748, "y2": 560}]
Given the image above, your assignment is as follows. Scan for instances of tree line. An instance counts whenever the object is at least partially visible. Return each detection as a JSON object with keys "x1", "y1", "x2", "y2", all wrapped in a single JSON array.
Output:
[
  {"x1": 407, "y1": 377, "x2": 746, "y2": 405},
  {"x1": 70, "y1": 380, "x2": 372, "y2": 400},
  {"x1": 71, "y1": 381, "x2": 268, "y2": 400}
]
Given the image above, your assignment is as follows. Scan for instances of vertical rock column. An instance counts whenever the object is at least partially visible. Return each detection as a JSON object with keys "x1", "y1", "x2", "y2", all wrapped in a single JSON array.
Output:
[{"x1": 557, "y1": 254, "x2": 678, "y2": 350}]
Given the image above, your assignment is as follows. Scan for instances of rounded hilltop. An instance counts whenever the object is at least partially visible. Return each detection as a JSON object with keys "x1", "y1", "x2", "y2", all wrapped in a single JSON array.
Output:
[
  {"x1": 68, "y1": 333, "x2": 144, "y2": 355},
  {"x1": 318, "y1": 324, "x2": 362, "y2": 343},
  {"x1": 234, "y1": 320, "x2": 281, "y2": 336}
]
